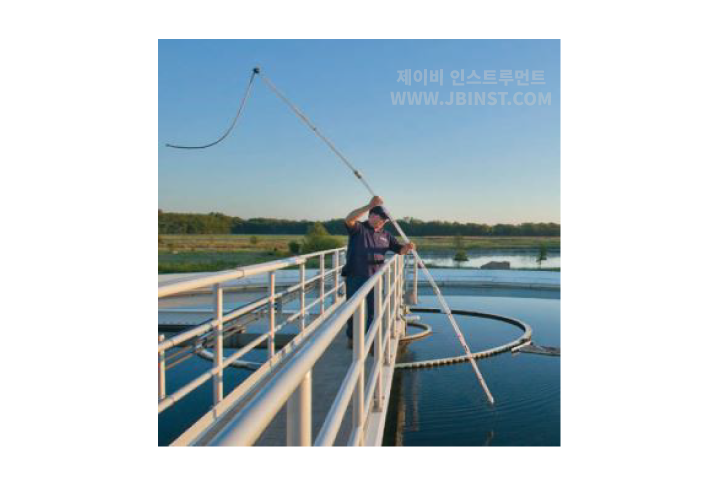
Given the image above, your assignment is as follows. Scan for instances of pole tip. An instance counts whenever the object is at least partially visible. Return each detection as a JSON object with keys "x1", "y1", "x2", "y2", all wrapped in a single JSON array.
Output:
[{"x1": 252, "y1": 66, "x2": 261, "y2": 74}]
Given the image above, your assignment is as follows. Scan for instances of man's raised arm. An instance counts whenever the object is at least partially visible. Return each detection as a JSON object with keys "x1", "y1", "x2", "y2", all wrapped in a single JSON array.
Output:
[{"x1": 345, "y1": 195, "x2": 384, "y2": 228}]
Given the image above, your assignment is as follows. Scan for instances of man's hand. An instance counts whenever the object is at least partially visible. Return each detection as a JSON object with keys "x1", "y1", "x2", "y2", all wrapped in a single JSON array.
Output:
[
  {"x1": 369, "y1": 195, "x2": 384, "y2": 208},
  {"x1": 401, "y1": 241, "x2": 416, "y2": 255}
]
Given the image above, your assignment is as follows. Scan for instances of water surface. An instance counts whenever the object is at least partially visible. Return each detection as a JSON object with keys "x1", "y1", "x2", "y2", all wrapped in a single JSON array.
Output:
[
  {"x1": 383, "y1": 289, "x2": 560, "y2": 446},
  {"x1": 159, "y1": 287, "x2": 560, "y2": 446},
  {"x1": 422, "y1": 250, "x2": 560, "y2": 269}
]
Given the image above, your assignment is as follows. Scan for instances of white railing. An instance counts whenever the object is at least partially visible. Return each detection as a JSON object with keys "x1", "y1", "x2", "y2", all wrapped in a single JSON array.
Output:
[
  {"x1": 158, "y1": 247, "x2": 347, "y2": 422},
  {"x1": 207, "y1": 253, "x2": 405, "y2": 446}
]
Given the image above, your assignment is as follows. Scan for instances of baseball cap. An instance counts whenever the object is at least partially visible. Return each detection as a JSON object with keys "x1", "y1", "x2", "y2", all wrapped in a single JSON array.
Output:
[{"x1": 369, "y1": 206, "x2": 389, "y2": 220}]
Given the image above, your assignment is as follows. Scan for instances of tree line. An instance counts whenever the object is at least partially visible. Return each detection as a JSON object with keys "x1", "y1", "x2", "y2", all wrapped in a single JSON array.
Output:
[{"x1": 158, "y1": 210, "x2": 560, "y2": 237}]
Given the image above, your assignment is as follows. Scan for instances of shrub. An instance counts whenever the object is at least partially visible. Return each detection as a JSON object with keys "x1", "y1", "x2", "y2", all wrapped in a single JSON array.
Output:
[
  {"x1": 302, "y1": 236, "x2": 343, "y2": 253},
  {"x1": 536, "y1": 242, "x2": 548, "y2": 268},
  {"x1": 453, "y1": 250, "x2": 468, "y2": 262},
  {"x1": 303, "y1": 222, "x2": 342, "y2": 253},
  {"x1": 288, "y1": 241, "x2": 301, "y2": 254}
]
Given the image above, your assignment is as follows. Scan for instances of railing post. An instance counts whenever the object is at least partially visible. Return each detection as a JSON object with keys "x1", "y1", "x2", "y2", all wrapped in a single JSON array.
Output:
[
  {"x1": 320, "y1": 253, "x2": 326, "y2": 316},
  {"x1": 158, "y1": 334, "x2": 166, "y2": 401},
  {"x1": 287, "y1": 369, "x2": 312, "y2": 446},
  {"x1": 403, "y1": 254, "x2": 409, "y2": 298},
  {"x1": 340, "y1": 250, "x2": 347, "y2": 296},
  {"x1": 213, "y1": 283, "x2": 224, "y2": 404},
  {"x1": 397, "y1": 256, "x2": 402, "y2": 340},
  {"x1": 388, "y1": 259, "x2": 397, "y2": 338},
  {"x1": 413, "y1": 255, "x2": 418, "y2": 303},
  {"x1": 268, "y1": 271, "x2": 276, "y2": 359},
  {"x1": 342, "y1": 250, "x2": 347, "y2": 295},
  {"x1": 373, "y1": 277, "x2": 383, "y2": 411},
  {"x1": 332, "y1": 251, "x2": 339, "y2": 303},
  {"x1": 384, "y1": 269, "x2": 391, "y2": 366},
  {"x1": 398, "y1": 255, "x2": 404, "y2": 325},
  {"x1": 300, "y1": 262, "x2": 306, "y2": 332},
  {"x1": 352, "y1": 300, "x2": 366, "y2": 445}
]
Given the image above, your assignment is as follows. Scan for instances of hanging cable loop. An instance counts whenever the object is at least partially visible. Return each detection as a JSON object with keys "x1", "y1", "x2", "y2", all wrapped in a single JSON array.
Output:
[{"x1": 165, "y1": 68, "x2": 258, "y2": 149}]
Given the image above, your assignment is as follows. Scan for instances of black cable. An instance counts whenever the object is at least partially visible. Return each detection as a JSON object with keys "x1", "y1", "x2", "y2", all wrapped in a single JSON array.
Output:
[{"x1": 165, "y1": 68, "x2": 258, "y2": 149}]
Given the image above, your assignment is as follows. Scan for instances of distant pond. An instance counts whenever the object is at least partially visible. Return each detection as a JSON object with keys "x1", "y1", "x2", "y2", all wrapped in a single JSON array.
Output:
[{"x1": 420, "y1": 249, "x2": 560, "y2": 269}]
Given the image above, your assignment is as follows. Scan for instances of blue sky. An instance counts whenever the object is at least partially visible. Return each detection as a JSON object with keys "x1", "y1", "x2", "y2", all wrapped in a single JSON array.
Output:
[{"x1": 159, "y1": 39, "x2": 559, "y2": 224}]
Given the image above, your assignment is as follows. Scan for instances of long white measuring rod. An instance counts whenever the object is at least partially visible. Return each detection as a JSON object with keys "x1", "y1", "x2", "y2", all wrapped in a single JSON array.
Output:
[{"x1": 259, "y1": 69, "x2": 495, "y2": 405}]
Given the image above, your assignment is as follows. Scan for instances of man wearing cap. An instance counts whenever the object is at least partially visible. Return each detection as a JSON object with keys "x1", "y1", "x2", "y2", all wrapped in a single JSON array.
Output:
[{"x1": 342, "y1": 196, "x2": 416, "y2": 346}]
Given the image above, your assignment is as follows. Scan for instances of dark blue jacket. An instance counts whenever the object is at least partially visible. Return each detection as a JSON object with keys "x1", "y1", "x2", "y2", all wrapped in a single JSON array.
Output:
[{"x1": 342, "y1": 220, "x2": 404, "y2": 278}]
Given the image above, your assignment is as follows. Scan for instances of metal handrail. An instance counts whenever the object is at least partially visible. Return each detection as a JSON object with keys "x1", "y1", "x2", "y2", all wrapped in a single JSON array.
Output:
[
  {"x1": 208, "y1": 255, "x2": 404, "y2": 446},
  {"x1": 158, "y1": 247, "x2": 347, "y2": 416},
  {"x1": 158, "y1": 249, "x2": 345, "y2": 353},
  {"x1": 315, "y1": 268, "x2": 399, "y2": 446},
  {"x1": 158, "y1": 247, "x2": 345, "y2": 298}
]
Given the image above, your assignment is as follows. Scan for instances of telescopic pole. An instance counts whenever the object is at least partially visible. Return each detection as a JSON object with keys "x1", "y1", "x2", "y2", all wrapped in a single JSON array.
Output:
[{"x1": 258, "y1": 69, "x2": 494, "y2": 404}]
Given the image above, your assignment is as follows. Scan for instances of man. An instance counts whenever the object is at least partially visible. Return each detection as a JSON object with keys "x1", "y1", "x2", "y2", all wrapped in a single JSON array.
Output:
[{"x1": 342, "y1": 196, "x2": 416, "y2": 346}]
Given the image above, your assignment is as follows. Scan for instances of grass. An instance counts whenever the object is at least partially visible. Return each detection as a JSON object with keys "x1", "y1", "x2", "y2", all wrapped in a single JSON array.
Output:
[
  {"x1": 159, "y1": 234, "x2": 559, "y2": 252},
  {"x1": 158, "y1": 234, "x2": 297, "y2": 253},
  {"x1": 412, "y1": 235, "x2": 560, "y2": 250},
  {"x1": 159, "y1": 251, "x2": 277, "y2": 273},
  {"x1": 158, "y1": 249, "x2": 338, "y2": 274}
]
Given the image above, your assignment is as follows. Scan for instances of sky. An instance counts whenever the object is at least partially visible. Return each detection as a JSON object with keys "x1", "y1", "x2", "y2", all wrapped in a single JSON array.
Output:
[{"x1": 158, "y1": 39, "x2": 560, "y2": 224}]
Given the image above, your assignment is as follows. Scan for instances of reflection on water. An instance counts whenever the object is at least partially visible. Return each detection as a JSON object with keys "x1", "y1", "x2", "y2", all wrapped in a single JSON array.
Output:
[
  {"x1": 422, "y1": 250, "x2": 560, "y2": 269},
  {"x1": 383, "y1": 290, "x2": 560, "y2": 446}
]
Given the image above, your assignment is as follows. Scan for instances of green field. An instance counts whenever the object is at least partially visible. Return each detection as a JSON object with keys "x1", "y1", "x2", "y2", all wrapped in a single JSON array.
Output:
[
  {"x1": 159, "y1": 234, "x2": 321, "y2": 273},
  {"x1": 412, "y1": 235, "x2": 559, "y2": 251},
  {"x1": 158, "y1": 234, "x2": 560, "y2": 273},
  {"x1": 159, "y1": 234, "x2": 559, "y2": 252}
]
